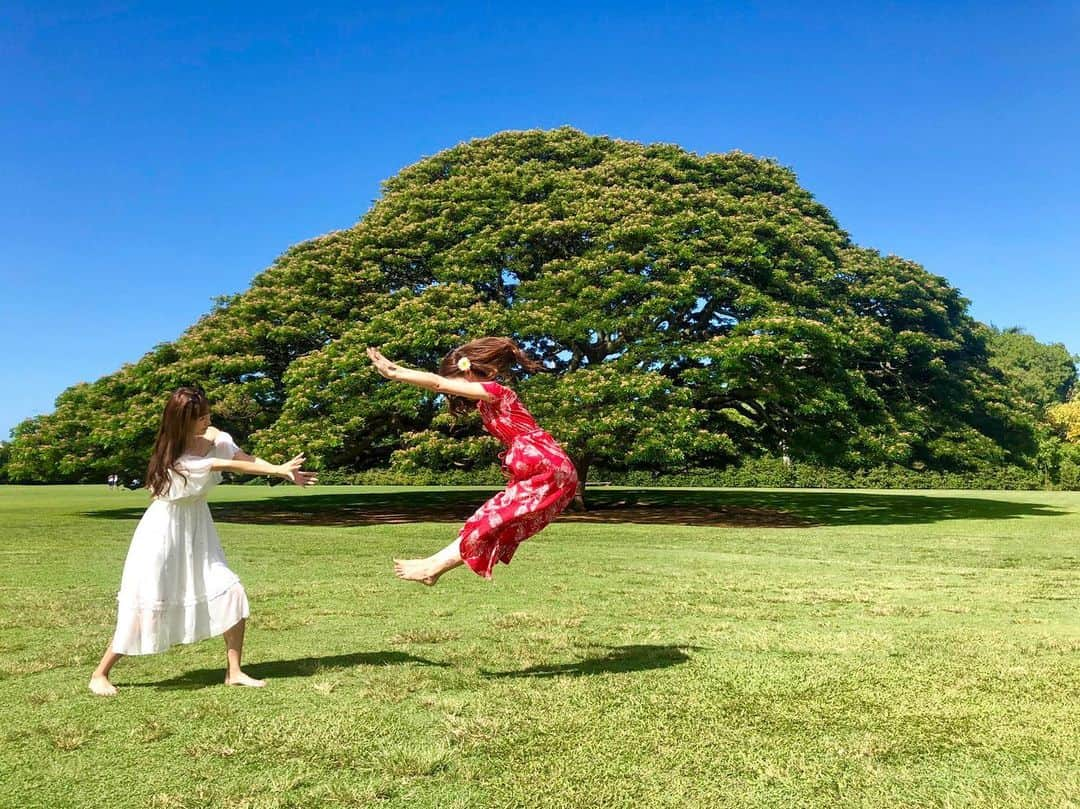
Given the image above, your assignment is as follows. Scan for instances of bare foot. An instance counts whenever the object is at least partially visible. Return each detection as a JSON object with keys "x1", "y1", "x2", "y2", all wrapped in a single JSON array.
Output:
[
  {"x1": 393, "y1": 558, "x2": 441, "y2": 586},
  {"x1": 88, "y1": 674, "x2": 118, "y2": 696},
  {"x1": 225, "y1": 672, "x2": 266, "y2": 688}
]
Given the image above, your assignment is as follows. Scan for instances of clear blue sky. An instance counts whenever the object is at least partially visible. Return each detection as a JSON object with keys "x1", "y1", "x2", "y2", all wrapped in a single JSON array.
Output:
[{"x1": 2, "y1": 1, "x2": 1078, "y2": 438}]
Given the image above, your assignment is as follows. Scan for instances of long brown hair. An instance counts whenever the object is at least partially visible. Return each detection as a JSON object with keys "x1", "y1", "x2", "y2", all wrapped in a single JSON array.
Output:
[
  {"x1": 439, "y1": 337, "x2": 542, "y2": 416},
  {"x1": 146, "y1": 387, "x2": 210, "y2": 497}
]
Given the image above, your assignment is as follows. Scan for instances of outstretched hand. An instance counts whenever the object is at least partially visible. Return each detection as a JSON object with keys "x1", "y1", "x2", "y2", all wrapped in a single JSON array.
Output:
[
  {"x1": 278, "y1": 453, "x2": 318, "y2": 487},
  {"x1": 366, "y1": 347, "x2": 401, "y2": 380}
]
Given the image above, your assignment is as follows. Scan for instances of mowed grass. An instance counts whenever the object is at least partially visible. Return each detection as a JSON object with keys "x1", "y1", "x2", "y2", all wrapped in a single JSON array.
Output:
[{"x1": 1, "y1": 484, "x2": 1078, "y2": 809}]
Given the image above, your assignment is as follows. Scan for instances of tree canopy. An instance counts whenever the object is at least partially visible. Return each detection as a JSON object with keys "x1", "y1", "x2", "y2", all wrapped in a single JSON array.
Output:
[
  {"x1": 985, "y1": 326, "x2": 1077, "y2": 412},
  {"x1": 5, "y1": 128, "x2": 1055, "y2": 484}
]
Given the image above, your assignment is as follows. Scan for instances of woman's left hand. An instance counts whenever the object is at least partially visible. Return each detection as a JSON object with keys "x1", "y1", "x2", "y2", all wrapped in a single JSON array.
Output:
[
  {"x1": 276, "y1": 454, "x2": 318, "y2": 487},
  {"x1": 366, "y1": 347, "x2": 401, "y2": 380}
]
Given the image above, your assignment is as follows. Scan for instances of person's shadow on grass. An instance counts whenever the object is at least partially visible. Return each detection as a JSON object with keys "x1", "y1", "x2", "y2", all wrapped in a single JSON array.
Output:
[
  {"x1": 131, "y1": 650, "x2": 445, "y2": 690},
  {"x1": 482, "y1": 644, "x2": 698, "y2": 678}
]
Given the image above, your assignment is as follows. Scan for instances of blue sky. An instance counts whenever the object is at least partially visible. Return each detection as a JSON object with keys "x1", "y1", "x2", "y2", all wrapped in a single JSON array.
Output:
[{"x1": 2, "y1": 1, "x2": 1078, "y2": 438}]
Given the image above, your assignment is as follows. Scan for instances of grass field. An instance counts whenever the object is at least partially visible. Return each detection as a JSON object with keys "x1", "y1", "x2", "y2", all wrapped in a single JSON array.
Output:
[{"x1": 1, "y1": 484, "x2": 1078, "y2": 808}]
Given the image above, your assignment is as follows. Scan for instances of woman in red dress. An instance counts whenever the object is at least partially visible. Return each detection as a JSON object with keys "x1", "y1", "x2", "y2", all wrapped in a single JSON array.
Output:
[{"x1": 366, "y1": 338, "x2": 578, "y2": 584}]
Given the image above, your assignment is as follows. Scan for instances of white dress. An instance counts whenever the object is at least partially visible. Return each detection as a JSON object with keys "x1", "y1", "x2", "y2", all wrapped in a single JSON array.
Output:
[{"x1": 111, "y1": 431, "x2": 250, "y2": 655}]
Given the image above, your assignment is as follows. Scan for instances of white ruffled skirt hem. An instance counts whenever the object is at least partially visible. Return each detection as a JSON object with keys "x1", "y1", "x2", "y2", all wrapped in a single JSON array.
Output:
[{"x1": 112, "y1": 581, "x2": 250, "y2": 656}]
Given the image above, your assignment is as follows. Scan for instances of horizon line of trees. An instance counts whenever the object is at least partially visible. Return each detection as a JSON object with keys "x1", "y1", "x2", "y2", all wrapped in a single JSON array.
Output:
[{"x1": 2, "y1": 128, "x2": 1078, "y2": 488}]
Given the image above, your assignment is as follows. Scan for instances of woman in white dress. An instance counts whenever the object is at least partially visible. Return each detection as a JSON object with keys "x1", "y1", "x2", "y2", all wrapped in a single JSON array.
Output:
[{"x1": 88, "y1": 387, "x2": 316, "y2": 696}]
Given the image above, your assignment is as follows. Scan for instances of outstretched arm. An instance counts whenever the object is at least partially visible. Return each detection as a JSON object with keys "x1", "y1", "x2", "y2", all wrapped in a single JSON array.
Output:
[
  {"x1": 208, "y1": 454, "x2": 317, "y2": 487},
  {"x1": 366, "y1": 347, "x2": 494, "y2": 402},
  {"x1": 204, "y1": 427, "x2": 271, "y2": 468},
  {"x1": 232, "y1": 446, "x2": 272, "y2": 467}
]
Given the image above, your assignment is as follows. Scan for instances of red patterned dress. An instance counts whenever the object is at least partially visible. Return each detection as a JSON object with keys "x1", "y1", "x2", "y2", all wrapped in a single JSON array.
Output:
[{"x1": 458, "y1": 381, "x2": 579, "y2": 578}]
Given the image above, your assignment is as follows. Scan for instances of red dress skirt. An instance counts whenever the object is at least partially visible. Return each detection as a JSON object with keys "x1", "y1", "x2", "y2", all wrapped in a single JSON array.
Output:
[{"x1": 458, "y1": 381, "x2": 578, "y2": 578}]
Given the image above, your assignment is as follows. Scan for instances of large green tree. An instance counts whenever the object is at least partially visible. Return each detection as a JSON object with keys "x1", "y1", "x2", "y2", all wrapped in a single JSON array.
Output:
[
  {"x1": 981, "y1": 325, "x2": 1078, "y2": 483},
  {"x1": 5, "y1": 128, "x2": 1039, "y2": 484},
  {"x1": 254, "y1": 130, "x2": 1033, "y2": 480},
  {"x1": 985, "y1": 326, "x2": 1077, "y2": 411}
]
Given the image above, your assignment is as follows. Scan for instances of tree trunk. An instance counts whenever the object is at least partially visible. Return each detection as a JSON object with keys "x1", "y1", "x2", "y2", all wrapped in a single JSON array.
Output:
[{"x1": 569, "y1": 453, "x2": 591, "y2": 511}]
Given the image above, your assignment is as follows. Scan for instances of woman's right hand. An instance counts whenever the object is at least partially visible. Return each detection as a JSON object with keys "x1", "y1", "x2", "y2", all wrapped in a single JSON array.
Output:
[
  {"x1": 276, "y1": 454, "x2": 318, "y2": 487},
  {"x1": 366, "y1": 346, "x2": 402, "y2": 380}
]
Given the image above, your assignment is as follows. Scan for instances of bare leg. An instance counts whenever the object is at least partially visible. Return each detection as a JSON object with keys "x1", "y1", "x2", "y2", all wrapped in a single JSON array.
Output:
[
  {"x1": 88, "y1": 640, "x2": 123, "y2": 696},
  {"x1": 394, "y1": 538, "x2": 466, "y2": 586},
  {"x1": 223, "y1": 619, "x2": 265, "y2": 688}
]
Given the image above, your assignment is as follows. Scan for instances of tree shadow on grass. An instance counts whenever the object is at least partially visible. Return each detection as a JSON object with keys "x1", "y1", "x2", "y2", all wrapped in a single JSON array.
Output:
[
  {"x1": 84, "y1": 487, "x2": 1070, "y2": 529},
  {"x1": 129, "y1": 650, "x2": 445, "y2": 690},
  {"x1": 482, "y1": 644, "x2": 699, "y2": 679}
]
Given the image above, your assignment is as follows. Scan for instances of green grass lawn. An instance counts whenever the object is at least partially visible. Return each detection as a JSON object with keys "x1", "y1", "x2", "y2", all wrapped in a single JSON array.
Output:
[{"x1": 1, "y1": 484, "x2": 1078, "y2": 808}]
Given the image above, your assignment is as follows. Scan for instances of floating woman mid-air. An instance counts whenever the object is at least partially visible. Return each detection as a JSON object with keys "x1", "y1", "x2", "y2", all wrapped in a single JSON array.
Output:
[{"x1": 366, "y1": 338, "x2": 578, "y2": 584}]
